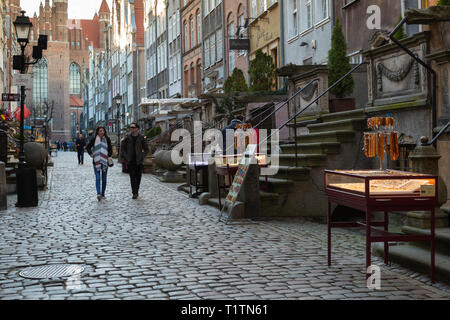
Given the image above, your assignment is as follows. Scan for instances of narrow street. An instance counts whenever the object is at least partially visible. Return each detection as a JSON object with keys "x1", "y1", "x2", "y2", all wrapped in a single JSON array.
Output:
[{"x1": 0, "y1": 152, "x2": 449, "y2": 300}]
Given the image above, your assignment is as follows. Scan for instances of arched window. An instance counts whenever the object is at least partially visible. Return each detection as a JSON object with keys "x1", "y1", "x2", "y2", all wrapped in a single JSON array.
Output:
[
  {"x1": 32, "y1": 58, "x2": 48, "y2": 110},
  {"x1": 70, "y1": 63, "x2": 81, "y2": 95}
]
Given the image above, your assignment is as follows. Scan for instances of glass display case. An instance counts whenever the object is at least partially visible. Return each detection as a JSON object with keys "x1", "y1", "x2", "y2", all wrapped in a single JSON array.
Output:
[
  {"x1": 325, "y1": 170, "x2": 436, "y2": 197},
  {"x1": 214, "y1": 154, "x2": 243, "y2": 168},
  {"x1": 188, "y1": 153, "x2": 211, "y2": 168},
  {"x1": 325, "y1": 169, "x2": 438, "y2": 283}
]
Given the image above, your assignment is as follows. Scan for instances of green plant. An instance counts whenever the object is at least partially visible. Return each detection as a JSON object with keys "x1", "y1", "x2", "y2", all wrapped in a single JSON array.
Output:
[
  {"x1": 393, "y1": 16, "x2": 408, "y2": 40},
  {"x1": 249, "y1": 49, "x2": 276, "y2": 92},
  {"x1": 438, "y1": 0, "x2": 450, "y2": 5},
  {"x1": 224, "y1": 68, "x2": 248, "y2": 94},
  {"x1": 328, "y1": 19, "x2": 354, "y2": 98},
  {"x1": 145, "y1": 126, "x2": 162, "y2": 139}
]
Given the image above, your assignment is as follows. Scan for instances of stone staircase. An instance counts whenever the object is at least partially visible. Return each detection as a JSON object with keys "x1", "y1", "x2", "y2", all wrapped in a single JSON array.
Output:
[{"x1": 259, "y1": 109, "x2": 367, "y2": 218}]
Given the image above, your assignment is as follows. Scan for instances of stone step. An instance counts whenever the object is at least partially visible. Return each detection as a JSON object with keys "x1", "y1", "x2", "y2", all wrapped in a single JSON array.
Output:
[
  {"x1": 307, "y1": 118, "x2": 366, "y2": 133},
  {"x1": 321, "y1": 109, "x2": 366, "y2": 123},
  {"x1": 206, "y1": 191, "x2": 280, "y2": 213},
  {"x1": 295, "y1": 130, "x2": 356, "y2": 144},
  {"x1": 6, "y1": 174, "x2": 16, "y2": 183},
  {"x1": 5, "y1": 167, "x2": 15, "y2": 175},
  {"x1": 259, "y1": 177, "x2": 294, "y2": 194},
  {"x1": 374, "y1": 243, "x2": 450, "y2": 285},
  {"x1": 278, "y1": 153, "x2": 327, "y2": 167},
  {"x1": 270, "y1": 166, "x2": 310, "y2": 181},
  {"x1": 401, "y1": 226, "x2": 450, "y2": 256},
  {"x1": 280, "y1": 142, "x2": 341, "y2": 155}
]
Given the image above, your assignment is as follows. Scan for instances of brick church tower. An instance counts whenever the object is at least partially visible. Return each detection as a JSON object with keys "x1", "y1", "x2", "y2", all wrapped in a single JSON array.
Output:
[
  {"x1": 52, "y1": 0, "x2": 68, "y2": 41},
  {"x1": 98, "y1": 0, "x2": 111, "y2": 50}
]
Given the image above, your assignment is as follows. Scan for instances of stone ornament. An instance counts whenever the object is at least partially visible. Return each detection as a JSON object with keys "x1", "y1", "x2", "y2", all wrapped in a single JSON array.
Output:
[{"x1": 376, "y1": 58, "x2": 419, "y2": 92}]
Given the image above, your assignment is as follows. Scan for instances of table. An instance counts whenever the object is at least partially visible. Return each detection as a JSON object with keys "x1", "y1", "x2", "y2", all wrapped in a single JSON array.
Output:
[{"x1": 324, "y1": 169, "x2": 437, "y2": 283}]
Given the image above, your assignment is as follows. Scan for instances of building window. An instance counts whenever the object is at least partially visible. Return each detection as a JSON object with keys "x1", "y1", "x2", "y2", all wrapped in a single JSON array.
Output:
[
  {"x1": 210, "y1": 33, "x2": 216, "y2": 65},
  {"x1": 197, "y1": 11, "x2": 201, "y2": 46},
  {"x1": 319, "y1": 0, "x2": 329, "y2": 21},
  {"x1": 70, "y1": 62, "x2": 81, "y2": 95},
  {"x1": 204, "y1": 0, "x2": 209, "y2": 16},
  {"x1": 184, "y1": 22, "x2": 188, "y2": 51},
  {"x1": 228, "y1": 23, "x2": 235, "y2": 75},
  {"x1": 32, "y1": 58, "x2": 48, "y2": 109},
  {"x1": 216, "y1": 28, "x2": 222, "y2": 61},
  {"x1": 205, "y1": 37, "x2": 210, "y2": 68},
  {"x1": 306, "y1": 0, "x2": 312, "y2": 29},
  {"x1": 258, "y1": 0, "x2": 268, "y2": 15},
  {"x1": 251, "y1": 0, "x2": 257, "y2": 18},
  {"x1": 190, "y1": 16, "x2": 194, "y2": 48},
  {"x1": 291, "y1": 0, "x2": 298, "y2": 37}
]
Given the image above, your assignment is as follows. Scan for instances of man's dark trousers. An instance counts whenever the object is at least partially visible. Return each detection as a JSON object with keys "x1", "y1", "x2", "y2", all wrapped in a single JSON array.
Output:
[
  {"x1": 128, "y1": 162, "x2": 143, "y2": 194},
  {"x1": 77, "y1": 148, "x2": 84, "y2": 164}
]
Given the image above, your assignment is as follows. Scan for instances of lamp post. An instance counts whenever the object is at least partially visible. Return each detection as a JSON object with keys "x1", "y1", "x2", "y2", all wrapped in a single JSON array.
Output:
[
  {"x1": 13, "y1": 11, "x2": 32, "y2": 167},
  {"x1": 114, "y1": 96, "x2": 121, "y2": 151},
  {"x1": 13, "y1": 11, "x2": 47, "y2": 208}
]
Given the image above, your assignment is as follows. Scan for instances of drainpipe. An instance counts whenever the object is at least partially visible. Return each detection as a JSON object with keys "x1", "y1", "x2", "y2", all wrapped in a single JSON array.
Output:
[
  {"x1": 279, "y1": 0, "x2": 286, "y2": 89},
  {"x1": 389, "y1": 17, "x2": 436, "y2": 142}
]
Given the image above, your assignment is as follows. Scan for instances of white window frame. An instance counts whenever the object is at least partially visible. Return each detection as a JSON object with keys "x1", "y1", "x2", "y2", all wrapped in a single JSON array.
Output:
[{"x1": 216, "y1": 28, "x2": 223, "y2": 61}]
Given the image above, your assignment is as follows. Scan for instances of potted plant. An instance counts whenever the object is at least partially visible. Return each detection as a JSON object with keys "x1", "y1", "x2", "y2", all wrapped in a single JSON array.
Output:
[{"x1": 328, "y1": 19, "x2": 355, "y2": 113}]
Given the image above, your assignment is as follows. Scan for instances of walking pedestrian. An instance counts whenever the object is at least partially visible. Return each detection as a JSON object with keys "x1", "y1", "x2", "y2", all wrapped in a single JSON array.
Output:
[
  {"x1": 68, "y1": 141, "x2": 73, "y2": 151},
  {"x1": 75, "y1": 133, "x2": 86, "y2": 165},
  {"x1": 63, "y1": 141, "x2": 67, "y2": 152},
  {"x1": 86, "y1": 126, "x2": 113, "y2": 202},
  {"x1": 120, "y1": 123, "x2": 149, "y2": 199},
  {"x1": 56, "y1": 140, "x2": 60, "y2": 151}
]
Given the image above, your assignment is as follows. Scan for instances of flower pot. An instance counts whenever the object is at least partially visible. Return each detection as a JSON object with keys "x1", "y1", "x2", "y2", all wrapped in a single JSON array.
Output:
[{"x1": 329, "y1": 98, "x2": 356, "y2": 113}]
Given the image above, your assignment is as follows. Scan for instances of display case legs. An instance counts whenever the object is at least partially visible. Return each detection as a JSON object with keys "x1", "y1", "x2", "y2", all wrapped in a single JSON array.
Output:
[
  {"x1": 431, "y1": 206, "x2": 435, "y2": 284},
  {"x1": 384, "y1": 211, "x2": 389, "y2": 265},
  {"x1": 328, "y1": 201, "x2": 331, "y2": 267},
  {"x1": 366, "y1": 209, "x2": 371, "y2": 279}
]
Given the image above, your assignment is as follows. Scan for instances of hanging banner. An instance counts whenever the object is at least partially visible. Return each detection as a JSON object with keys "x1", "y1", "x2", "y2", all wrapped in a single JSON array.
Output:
[{"x1": 14, "y1": 105, "x2": 31, "y2": 121}]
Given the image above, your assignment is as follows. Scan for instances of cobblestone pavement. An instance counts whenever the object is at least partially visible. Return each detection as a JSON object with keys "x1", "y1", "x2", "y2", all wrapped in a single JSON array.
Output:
[{"x1": 0, "y1": 152, "x2": 449, "y2": 300}]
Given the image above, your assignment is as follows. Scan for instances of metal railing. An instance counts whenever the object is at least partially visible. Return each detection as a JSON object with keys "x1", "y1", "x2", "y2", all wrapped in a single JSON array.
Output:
[
  {"x1": 262, "y1": 61, "x2": 368, "y2": 167},
  {"x1": 425, "y1": 121, "x2": 450, "y2": 146}
]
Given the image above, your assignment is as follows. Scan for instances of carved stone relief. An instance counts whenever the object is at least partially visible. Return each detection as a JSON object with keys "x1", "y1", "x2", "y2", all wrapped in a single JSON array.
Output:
[{"x1": 376, "y1": 58, "x2": 419, "y2": 92}]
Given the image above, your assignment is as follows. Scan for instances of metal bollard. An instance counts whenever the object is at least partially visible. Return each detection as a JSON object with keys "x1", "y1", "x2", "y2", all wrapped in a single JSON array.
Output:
[
  {"x1": 0, "y1": 161, "x2": 7, "y2": 210},
  {"x1": 0, "y1": 124, "x2": 7, "y2": 165}
]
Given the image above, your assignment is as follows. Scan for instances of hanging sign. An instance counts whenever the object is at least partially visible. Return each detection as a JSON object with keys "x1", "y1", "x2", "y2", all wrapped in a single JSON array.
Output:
[
  {"x1": 2, "y1": 94, "x2": 20, "y2": 101},
  {"x1": 229, "y1": 39, "x2": 250, "y2": 51}
]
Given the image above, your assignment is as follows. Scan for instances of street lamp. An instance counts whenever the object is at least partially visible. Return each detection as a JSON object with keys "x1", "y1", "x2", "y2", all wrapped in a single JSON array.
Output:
[
  {"x1": 13, "y1": 11, "x2": 32, "y2": 166},
  {"x1": 13, "y1": 11, "x2": 47, "y2": 208},
  {"x1": 114, "y1": 96, "x2": 122, "y2": 151}
]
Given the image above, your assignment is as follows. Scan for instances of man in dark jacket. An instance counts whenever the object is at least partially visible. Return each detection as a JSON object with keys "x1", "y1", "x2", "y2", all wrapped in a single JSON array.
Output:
[
  {"x1": 75, "y1": 133, "x2": 86, "y2": 164},
  {"x1": 120, "y1": 123, "x2": 149, "y2": 199}
]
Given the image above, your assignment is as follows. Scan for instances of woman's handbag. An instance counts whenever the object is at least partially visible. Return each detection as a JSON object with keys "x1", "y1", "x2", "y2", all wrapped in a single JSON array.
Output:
[{"x1": 107, "y1": 157, "x2": 114, "y2": 167}]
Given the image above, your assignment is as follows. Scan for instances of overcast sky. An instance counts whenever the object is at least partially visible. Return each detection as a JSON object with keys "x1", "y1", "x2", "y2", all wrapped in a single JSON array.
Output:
[{"x1": 20, "y1": 0, "x2": 113, "y2": 20}]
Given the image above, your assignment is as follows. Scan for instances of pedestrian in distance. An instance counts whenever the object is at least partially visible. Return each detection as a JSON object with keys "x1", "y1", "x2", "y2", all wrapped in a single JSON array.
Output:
[
  {"x1": 75, "y1": 133, "x2": 86, "y2": 165},
  {"x1": 63, "y1": 141, "x2": 67, "y2": 152},
  {"x1": 68, "y1": 141, "x2": 73, "y2": 151},
  {"x1": 120, "y1": 123, "x2": 149, "y2": 199},
  {"x1": 56, "y1": 140, "x2": 60, "y2": 151},
  {"x1": 86, "y1": 126, "x2": 113, "y2": 202}
]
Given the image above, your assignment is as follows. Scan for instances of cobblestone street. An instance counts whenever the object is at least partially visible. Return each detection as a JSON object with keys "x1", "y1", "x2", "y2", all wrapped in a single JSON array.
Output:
[{"x1": 0, "y1": 152, "x2": 449, "y2": 300}]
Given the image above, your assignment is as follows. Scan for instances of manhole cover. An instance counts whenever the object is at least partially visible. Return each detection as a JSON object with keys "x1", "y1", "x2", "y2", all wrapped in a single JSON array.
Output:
[{"x1": 19, "y1": 264, "x2": 85, "y2": 279}]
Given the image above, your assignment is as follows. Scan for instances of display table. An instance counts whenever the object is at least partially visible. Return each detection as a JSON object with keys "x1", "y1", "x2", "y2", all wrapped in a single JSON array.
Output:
[
  {"x1": 214, "y1": 154, "x2": 268, "y2": 210},
  {"x1": 188, "y1": 153, "x2": 210, "y2": 197},
  {"x1": 324, "y1": 169, "x2": 437, "y2": 283}
]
